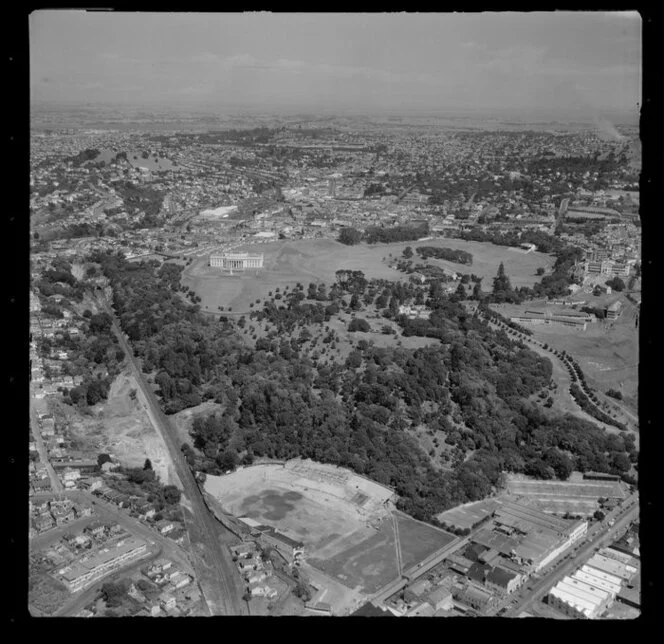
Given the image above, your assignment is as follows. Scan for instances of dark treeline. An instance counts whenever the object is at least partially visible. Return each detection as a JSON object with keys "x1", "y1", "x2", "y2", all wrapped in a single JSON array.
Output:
[
  {"x1": 36, "y1": 259, "x2": 86, "y2": 303},
  {"x1": 339, "y1": 223, "x2": 429, "y2": 246},
  {"x1": 528, "y1": 155, "x2": 624, "y2": 175},
  {"x1": 175, "y1": 128, "x2": 276, "y2": 145},
  {"x1": 446, "y1": 228, "x2": 564, "y2": 255},
  {"x1": 66, "y1": 148, "x2": 101, "y2": 167},
  {"x1": 89, "y1": 250, "x2": 243, "y2": 414},
  {"x1": 416, "y1": 246, "x2": 473, "y2": 265},
  {"x1": 113, "y1": 181, "x2": 164, "y2": 225},
  {"x1": 442, "y1": 229, "x2": 584, "y2": 302},
  {"x1": 92, "y1": 251, "x2": 636, "y2": 523}
]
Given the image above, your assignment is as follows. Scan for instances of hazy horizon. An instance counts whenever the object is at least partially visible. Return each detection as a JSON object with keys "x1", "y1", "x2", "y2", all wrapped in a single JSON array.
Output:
[{"x1": 30, "y1": 11, "x2": 641, "y2": 122}]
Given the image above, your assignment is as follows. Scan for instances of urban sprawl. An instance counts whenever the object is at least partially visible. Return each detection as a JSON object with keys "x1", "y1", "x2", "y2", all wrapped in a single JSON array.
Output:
[{"x1": 30, "y1": 113, "x2": 640, "y2": 618}]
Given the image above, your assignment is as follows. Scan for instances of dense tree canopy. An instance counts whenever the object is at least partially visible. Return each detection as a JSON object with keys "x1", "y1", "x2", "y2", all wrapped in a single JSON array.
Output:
[
  {"x1": 94, "y1": 250, "x2": 635, "y2": 523},
  {"x1": 416, "y1": 246, "x2": 473, "y2": 265}
]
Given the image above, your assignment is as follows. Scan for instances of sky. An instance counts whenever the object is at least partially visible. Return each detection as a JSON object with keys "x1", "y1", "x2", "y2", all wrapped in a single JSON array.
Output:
[{"x1": 30, "y1": 11, "x2": 642, "y2": 118}]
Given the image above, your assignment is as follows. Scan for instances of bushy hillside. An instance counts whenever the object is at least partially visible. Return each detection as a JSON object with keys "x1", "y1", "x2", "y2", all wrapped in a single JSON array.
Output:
[{"x1": 93, "y1": 251, "x2": 636, "y2": 522}]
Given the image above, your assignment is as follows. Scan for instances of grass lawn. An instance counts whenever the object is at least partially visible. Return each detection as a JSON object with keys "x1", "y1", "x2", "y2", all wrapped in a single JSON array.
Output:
[
  {"x1": 309, "y1": 519, "x2": 399, "y2": 594},
  {"x1": 387, "y1": 238, "x2": 556, "y2": 289},
  {"x1": 489, "y1": 296, "x2": 639, "y2": 421},
  {"x1": 182, "y1": 237, "x2": 555, "y2": 314},
  {"x1": 396, "y1": 513, "x2": 456, "y2": 570},
  {"x1": 526, "y1": 301, "x2": 639, "y2": 414}
]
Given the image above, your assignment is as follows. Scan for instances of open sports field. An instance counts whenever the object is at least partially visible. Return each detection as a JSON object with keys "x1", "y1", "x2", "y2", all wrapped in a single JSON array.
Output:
[
  {"x1": 403, "y1": 238, "x2": 555, "y2": 289},
  {"x1": 394, "y1": 512, "x2": 456, "y2": 571},
  {"x1": 203, "y1": 459, "x2": 455, "y2": 596},
  {"x1": 181, "y1": 237, "x2": 555, "y2": 313},
  {"x1": 309, "y1": 518, "x2": 399, "y2": 594},
  {"x1": 507, "y1": 476, "x2": 625, "y2": 500},
  {"x1": 181, "y1": 238, "x2": 402, "y2": 314},
  {"x1": 505, "y1": 475, "x2": 626, "y2": 517}
]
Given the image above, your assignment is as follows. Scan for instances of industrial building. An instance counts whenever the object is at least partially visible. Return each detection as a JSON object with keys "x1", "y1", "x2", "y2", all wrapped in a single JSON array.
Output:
[
  {"x1": 509, "y1": 308, "x2": 593, "y2": 330},
  {"x1": 574, "y1": 566, "x2": 623, "y2": 596},
  {"x1": 493, "y1": 502, "x2": 587, "y2": 572},
  {"x1": 547, "y1": 545, "x2": 638, "y2": 619},
  {"x1": 467, "y1": 502, "x2": 587, "y2": 576},
  {"x1": 548, "y1": 575, "x2": 612, "y2": 619},
  {"x1": 454, "y1": 581, "x2": 496, "y2": 611},
  {"x1": 585, "y1": 552, "x2": 637, "y2": 582}
]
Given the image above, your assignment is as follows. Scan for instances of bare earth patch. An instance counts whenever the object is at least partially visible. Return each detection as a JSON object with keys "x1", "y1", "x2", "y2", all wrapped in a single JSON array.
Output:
[{"x1": 66, "y1": 371, "x2": 177, "y2": 485}]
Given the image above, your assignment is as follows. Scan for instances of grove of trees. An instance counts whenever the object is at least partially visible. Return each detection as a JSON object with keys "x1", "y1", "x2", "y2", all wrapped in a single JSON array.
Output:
[{"x1": 93, "y1": 250, "x2": 636, "y2": 524}]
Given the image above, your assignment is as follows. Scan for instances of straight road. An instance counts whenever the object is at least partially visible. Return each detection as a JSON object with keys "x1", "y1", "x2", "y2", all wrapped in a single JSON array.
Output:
[
  {"x1": 370, "y1": 534, "x2": 467, "y2": 605},
  {"x1": 392, "y1": 512, "x2": 403, "y2": 578},
  {"x1": 29, "y1": 393, "x2": 63, "y2": 493},
  {"x1": 97, "y1": 293, "x2": 246, "y2": 615}
]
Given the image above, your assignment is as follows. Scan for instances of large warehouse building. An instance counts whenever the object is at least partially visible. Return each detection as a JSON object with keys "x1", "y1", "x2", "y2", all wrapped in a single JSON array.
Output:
[
  {"x1": 466, "y1": 501, "x2": 588, "y2": 578},
  {"x1": 547, "y1": 546, "x2": 638, "y2": 619}
]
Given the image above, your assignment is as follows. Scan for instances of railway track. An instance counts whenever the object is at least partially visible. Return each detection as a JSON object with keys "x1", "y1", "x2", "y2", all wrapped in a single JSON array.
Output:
[{"x1": 96, "y1": 293, "x2": 247, "y2": 615}]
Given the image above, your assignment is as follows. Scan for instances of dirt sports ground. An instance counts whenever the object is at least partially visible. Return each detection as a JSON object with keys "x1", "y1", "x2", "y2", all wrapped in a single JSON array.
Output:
[
  {"x1": 182, "y1": 237, "x2": 555, "y2": 314},
  {"x1": 204, "y1": 459, "x2": 455, "y2": 597}
]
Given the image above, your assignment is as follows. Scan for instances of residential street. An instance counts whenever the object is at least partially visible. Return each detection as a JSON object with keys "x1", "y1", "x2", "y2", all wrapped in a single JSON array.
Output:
[
  {"x1": 30, "y1": 393, "x2": 63, "y2": 493},
  {"x1": 54, "y1": 545, "x2": 160, "y2": 617},
  {"x1": 30, "y1": 489, "x2": 201, "y2": 617}
]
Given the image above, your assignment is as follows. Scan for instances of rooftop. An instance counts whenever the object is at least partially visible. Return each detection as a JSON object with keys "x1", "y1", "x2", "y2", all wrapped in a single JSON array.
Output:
[
  {"x1": 494, "y1": 501, "x2": 575, "y2": 535},
  {"x1": 573, "y1": 568, "x2": 622, "y2": 595},
  {"x1": 549, "y1": 585, "x2": 595, "y2": 617},
  {"x1": 556, "y1": 576, "x2": 609, "y2": 606},
  {"x1": 351, "y1": 602, "x2": 393, "y2": 617},
  {"x1": 586, "y1": 553, "x2": 635, "y2": 581}
]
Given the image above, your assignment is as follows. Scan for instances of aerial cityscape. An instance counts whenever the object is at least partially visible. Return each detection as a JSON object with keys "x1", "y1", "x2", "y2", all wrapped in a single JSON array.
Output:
[{"x1": 28, "y1": 11, "x2": 641, "y2": 618}]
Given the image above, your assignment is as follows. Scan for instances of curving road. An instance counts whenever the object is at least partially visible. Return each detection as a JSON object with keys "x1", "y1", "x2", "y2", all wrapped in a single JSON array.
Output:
[
  {"x1": 96, "y1": 293, "x2": 247, "y2": 615},
  {"x1": 482, "y1": 313, "x2": 638, "y2": 438}
]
